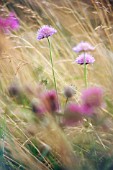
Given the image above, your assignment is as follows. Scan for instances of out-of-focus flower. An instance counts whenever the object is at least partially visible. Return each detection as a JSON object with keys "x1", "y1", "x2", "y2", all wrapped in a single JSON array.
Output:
[
  {"x1": 63, "y1": 103, "x2": 82, "y2": 126},
  {"x1": 8, "y1": 83, "x2": 20, "y2": 97},
  {"x1": 31, "y1": 99, "x2": 45, "y2": 117},
  {"x1": 82, "y1": 87, "x2": 103, "y2": 108},
  {"x1": 37, "y1": 25, "x2": 57, "y2": 40},
  {"x1": 0, "y1": 17, "x2": 7, "y2": 30},
  {"x1": 6, "y1": 12, "x2": 19, "y2": 30},
  {"x1": 41, "y1": 90, "x2": 59, "y2": 113},
  {"x1": 81, "y1": 87, "x2": 103, "y2": 115},
  {"x1": 81, "y1": 104, "x2": 95, "y2": 115},
  {"x1": 0, "y1": 12, "x2": 19, "y2": 33},
  {"x1": 64, "y1": 86, "x2": 75, "y2": 98},
  {"x1": 75, "y1": 53, "x2": 95, "y2": 65},
  {"x1": 73, "y1": 41, "x2": 95, "y2": 53}
]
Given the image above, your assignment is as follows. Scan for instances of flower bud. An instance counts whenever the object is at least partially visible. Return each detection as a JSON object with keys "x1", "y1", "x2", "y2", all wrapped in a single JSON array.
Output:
[
  {"x1": 8, "y1": 83, "x2": 20, "y2": 97},
  {"x1": 31, "y1": 99, "x2": 45, "y2": 117},
  {"x1": 64, "y1": 86, "x2": 75, "y2": 98}
]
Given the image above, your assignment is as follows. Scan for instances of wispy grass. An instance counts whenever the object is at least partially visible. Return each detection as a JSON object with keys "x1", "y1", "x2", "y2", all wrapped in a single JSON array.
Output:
[{"x1": 0, "y1": 0, "x2": 113, "y2": 169}]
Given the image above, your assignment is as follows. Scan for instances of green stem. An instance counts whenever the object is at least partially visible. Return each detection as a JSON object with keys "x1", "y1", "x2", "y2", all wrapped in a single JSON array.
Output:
[
  {"x1": 65, "y1": 97, "x2": 68, "y2": 108},
  {"x1": 1, "y1": 113, "x2": 6, "y2": 160},
  {"x1": 84, "y1": 52, "x2": 87, "y2": 87},
  {"x1": 47, "y1": 38, "x2": 57, "y2": 94}
]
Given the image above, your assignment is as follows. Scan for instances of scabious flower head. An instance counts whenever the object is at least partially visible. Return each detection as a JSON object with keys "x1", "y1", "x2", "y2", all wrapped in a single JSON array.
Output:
[
  {"x1": 73, "y1": 41, "x2": 95, "y2": 53},
  {"x1": 41, "y1": 90, "x2": 59, "y2": 113},
  {"x1": 37, "y1": 25, "x2": 57, "y2": 40},
  {"x1": 82, "y1": 87, "x2": 103, "y2": 107},
  {"x1": 63, "y1": 103, "x2": 82, "y2": 126},
  {"x1": 6, "y1": 12, "x2": 19, "y2": 30},
  {"x1": 75, "y1": 53, "x2": 95, "y2": 65},
  {"x1": 0, "y1": 12, "x2": 19, "y2": 33},
  {"x1": 81, "y1": 87, "x2": 103, "y2": 115},
  {"x1": 0, "y1": 17, "x2": 8, "y2": 30},
  {"x1": 81, "y1": 104, "x2": 95, "y2": 115}
]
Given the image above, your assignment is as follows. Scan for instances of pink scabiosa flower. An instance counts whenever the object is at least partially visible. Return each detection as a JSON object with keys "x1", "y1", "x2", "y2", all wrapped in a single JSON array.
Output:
[
  {"x1": 75, "y1": 53, "x2": 95, "y2": 65},
  {"x1": 6, "y1": 12, "x2": 19, "y2": 30},
  {"x1": 0, "y1": 12, "x2": 19, "y2": 33},
  {"x1": 0, "y1": 17, "x2": 8, "y2": 31},
  {"x1": 63, "y1": 103, "x2": 82, "y2": 126},
  {"x1": 41, "y1": 90, "x2": 59, "y2": 113},
  {"x1": 73, "y1": 41, "x2": 95, "y2": 53},
  {"x1": 81, "y1": 104, "x2": 95, "y2": 116},
  {"x1": 81, "y1": 87, "x2": 103, "y2": 115},
  {"x1": 37, "y1": 25, "x2": 58, "y2": 95},
  {"x1": 37, "y1": 25, "x2": 57, "y2": 40}
]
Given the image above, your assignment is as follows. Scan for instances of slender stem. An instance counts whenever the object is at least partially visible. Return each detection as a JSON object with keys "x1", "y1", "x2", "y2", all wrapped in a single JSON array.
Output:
[
  {"x1": 47, "y1": 37, "x2": 57, "y2": 94},
  {"x1": 1, "y1": 113, "x2": 6, "y2": 160},
  {"x1": 84, "y1": 52, "x2": 87, "y2": 87},
  {"x1": 47, "y1": 38, "x2": 60, "y2": 125},
  {"x1": 65, "y1": 97, "x2": 69, "y2": 109}
]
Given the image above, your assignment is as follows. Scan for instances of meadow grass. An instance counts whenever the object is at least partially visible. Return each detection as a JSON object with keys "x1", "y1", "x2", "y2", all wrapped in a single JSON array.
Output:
[{"x1": 0, "y1": 0, "x2": 113, "y2": 170}]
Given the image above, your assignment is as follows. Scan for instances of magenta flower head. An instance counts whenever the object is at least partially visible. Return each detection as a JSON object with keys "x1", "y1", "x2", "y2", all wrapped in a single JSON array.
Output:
[
  {"x1": 73, "y1": 41, "x2": 95, "y2": 53},
  {"x1": 41, "y1": 90, "x2": 59, "y2": 113},
  {"x1": 37, "y1": 25, "x2": 57, "y2": 40},
  {"x1": 81, "y1": 104, "x2": 95, "y2": 116},
  {"x1": 6, "y1": 12, "x2": 19, "y2": 30},
  {"x1": 75, "y1": 53, "x2": 95, "y2": 65},
  {"x1": 63, "y1": 103, "x2": 82, "y2": 126},
  {"x1": 0, "y1": 17, "x2": 7, "y2": 31},
  {"x1": 81, "y1": 87, "x2": 103, "y2": 115},
  {"x1": 0, "y1": 12, "x2": 19, "y2": 33}
]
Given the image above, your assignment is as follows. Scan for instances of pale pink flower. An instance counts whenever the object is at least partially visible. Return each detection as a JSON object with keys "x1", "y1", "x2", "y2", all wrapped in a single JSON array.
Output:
[
  {"x1": 73, "y1": 41, "x2": 95, "y2": 53},
  {"x1": 81, "y1": 104, "x2": 95, "y2": 115},
  {"x1": 75, "y1": 53, "x2": 95, "y2": 65},
  {"x1": 81, "y1": 87, "x2": 103, "y2": 115},
  {"x1": 37, "y1": 25, "x2": 57, "y2": 40},
  {"x1": 63, "y1": 103, "x2": 82, "y2": 126}
]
